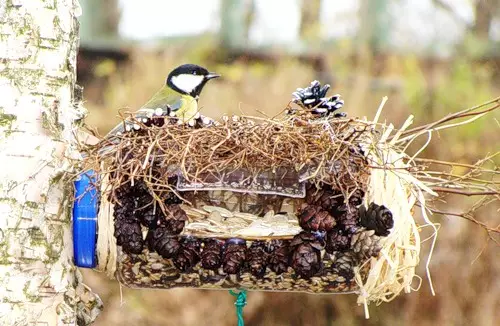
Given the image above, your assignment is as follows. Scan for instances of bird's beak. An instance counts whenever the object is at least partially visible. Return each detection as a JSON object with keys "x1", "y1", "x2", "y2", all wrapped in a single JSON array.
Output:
[{"x1": 206, "y1": 72, "x2": 220, "y2": 80}]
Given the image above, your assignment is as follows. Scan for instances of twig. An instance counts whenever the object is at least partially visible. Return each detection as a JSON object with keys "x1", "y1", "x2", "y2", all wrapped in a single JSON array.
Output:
[{"x1": 430, "y1": 187, "x2": 499, "y2": 196}]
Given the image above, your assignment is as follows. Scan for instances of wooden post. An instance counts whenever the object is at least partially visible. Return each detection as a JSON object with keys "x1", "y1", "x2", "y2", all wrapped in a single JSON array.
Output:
[{"x1": 0, "y1": 1, "x2": 102, "y2": 324}]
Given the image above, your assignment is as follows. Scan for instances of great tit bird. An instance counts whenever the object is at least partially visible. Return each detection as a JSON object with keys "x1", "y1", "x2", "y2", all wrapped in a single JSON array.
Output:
[{"x1": 106, "y1": 63, "x2": 220, "y2": 136}]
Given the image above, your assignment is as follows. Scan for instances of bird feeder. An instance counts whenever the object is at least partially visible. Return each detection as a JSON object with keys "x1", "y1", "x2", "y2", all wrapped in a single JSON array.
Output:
[{"x1": 75, "y1": 82, "x2": 436, "y2": 312}]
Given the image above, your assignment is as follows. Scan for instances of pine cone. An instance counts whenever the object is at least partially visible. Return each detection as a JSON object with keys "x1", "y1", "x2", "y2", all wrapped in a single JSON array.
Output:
[
  {"x1": 351, "y1": 229, "x2": 382, "y2": 260},
  {"x1": 114, "y1": 182, "x2": 136, "y2": 202},
  {"x1": 299, "y1": 204, "x2": 336, "y2": 232},
  {"x1": 165, "y1": 191, "x2": 182, "y2": 205},
  {"x1": 291, "y1": 80, "x2": 345, "y2": 117},
  {"x1": 332, "y1": 205, "x2": 359, "y2": 234},
  {"x1": 305, "y1": 184, "x2": 344, "y2": 211},
  {"x1": 266, "y1": 240, "x2": 290, "y2": 275},
  {"x1": 201, "y1": 238, "x2": 224, "y2": 270},
  {"x1": 113, "y1": 202, "x2": 136, "y2": 223},
  {"x1": 146, "y1": 227, "x2": 180, "y2": 259},
  {"x1": 359, "y1": 203, "x2": 394, "y2": 236},
  {"x1": 332, "y1": 253, "x2": 356, "y2": 282},
  {"x1": 290, "y1": 232, "x2": 323, "y2": 278},
  {"x1": 173, "y1": 237, "x2": 202, "y2": 272},
  {"x1": 115, "y1": 221, "x2": 144, "y2": 254},
  {"x1": 135, "y1": 204, "x2": 158, "y2": 227},
  {"x1": 158, "y1": 204, "x2": 187, "y2": 235},
  {"x1": 247, "y1": 241, "x2": 268, "y2": 278},
  {"x1": 325, "y1": 226, "x2": 351, "y2": 254},
  {"x1": 348, "y1": 189, "x2": 365, "y2": 207},
  {"x1": 223, "y1": 238, "x2": 247, "y2": 274}
]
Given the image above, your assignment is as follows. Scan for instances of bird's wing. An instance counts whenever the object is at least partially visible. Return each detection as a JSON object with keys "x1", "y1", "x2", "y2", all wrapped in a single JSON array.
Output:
[
  {"x1": 99, "y1": 88, "x2": 198, "y2": 155},
  {"x1": 105, "y1": 87, "x2": 183, "y2": 137},
  {"x1": 141, "y1": 87, "x2": 183, "y2": 112}
]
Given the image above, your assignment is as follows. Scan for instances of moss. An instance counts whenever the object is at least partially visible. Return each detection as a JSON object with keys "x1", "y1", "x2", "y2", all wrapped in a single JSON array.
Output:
[
  {"x1": 0, "y1": 197, "x2": 18, "y2": 205},
  {"x1": 23, "y1": 282, "x2": 42, "y2": 303},
  {"x1": 0, "y1": 67, "x2": 45, "y2": 91},
  {"x1": 24, "y1": 201, "x2": 39, "y2": 209},
  {"x1": 27, "y1": 227, "x2": 46, "y2": 246},
  {"x1": 0, "y1": 113, "x2": 16, "y2": 128}
]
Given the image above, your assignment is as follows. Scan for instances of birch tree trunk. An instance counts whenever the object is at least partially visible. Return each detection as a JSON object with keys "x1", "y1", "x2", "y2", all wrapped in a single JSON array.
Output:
[{"x1": 0, "y1": 1, "x2": 102, "y2": 324}]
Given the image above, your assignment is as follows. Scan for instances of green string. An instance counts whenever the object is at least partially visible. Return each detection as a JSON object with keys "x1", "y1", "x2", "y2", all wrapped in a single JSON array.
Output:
[{"x1": 229, "y1": 289, "x2": 247, "y2": 326}]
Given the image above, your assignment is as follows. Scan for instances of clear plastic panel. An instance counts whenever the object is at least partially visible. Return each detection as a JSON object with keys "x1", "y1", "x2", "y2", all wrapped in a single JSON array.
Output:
[{"x1": 176, "y1": 168, "x2": 306, "y2": 198}]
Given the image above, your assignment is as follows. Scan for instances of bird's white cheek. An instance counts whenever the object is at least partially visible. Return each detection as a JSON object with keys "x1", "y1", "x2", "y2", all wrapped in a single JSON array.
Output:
[{"x1": 172, "y1": 74, "x2": 204, "y2": 93}]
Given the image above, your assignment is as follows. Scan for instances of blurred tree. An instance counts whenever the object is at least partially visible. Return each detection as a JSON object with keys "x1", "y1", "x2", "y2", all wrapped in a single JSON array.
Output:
[
  {"x1": 79, "y1": 0, "x2": 121, "y2": 43},
  {"x1": 299, "y1": 0, "x2": 322, "y2": 46},
  {"x1": 472, "y1": 0, "x2": 499, "y2": 42},
  {"x1": 220, "y1": 0, "x2": 255, "y2": 50},
  {"x1": 0, "y1": 1, "x2": 101, "y2": 324},
  {"x1": 358, "y1": 0, "x2": 391, "y2": 56}
]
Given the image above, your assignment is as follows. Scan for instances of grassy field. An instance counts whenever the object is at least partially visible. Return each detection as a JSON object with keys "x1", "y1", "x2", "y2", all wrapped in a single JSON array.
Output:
[{"x1": 81, "y1": 45, "x2": 499, "y2": 326}]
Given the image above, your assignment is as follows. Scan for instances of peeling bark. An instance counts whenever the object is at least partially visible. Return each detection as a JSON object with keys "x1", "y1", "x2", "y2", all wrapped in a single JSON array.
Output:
[{"x1": 0, "y1": 1, "x2": 102, "y2": 325}]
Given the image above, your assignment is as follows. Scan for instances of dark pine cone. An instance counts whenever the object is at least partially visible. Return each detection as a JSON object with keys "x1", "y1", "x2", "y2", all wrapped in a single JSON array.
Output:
[
  {"x1": 348, "y1": 189, "x2": 365, "y2": 207},
  {"x1": 165, "y1": 191, "x2": 183, "y2": 205},
  {"x1": 290, "y1": 232, "x2": 324, "y2": 278},
  {"x1": 332, "y1": 204, "x2": 359, "y2": 234},
  {"x1": 266, "y1": 240, "x2": 290, "y2": 275},
  {"x1": 157, "y1": 204, "x2": 187, "y2": 235},
  {"x1": 135, "y1": 204, "x2": 158, "y2": 228},
  {"x1": 305, "y1": 184, "x2": 344, "y2": 211},
  {"x1": 146, "y1": 227, "x2": 180, "y2": 259},
  {"x1": 135, "y1": 190, "x2": 182, "y2": 228},
  {"x1": 113, "y1": 201, "x2": 136, "y2": 223},
  {"x1": 359, "y1": 203, "x2": 394, "y2": 236},
  {"x1": 325, "y1": 226, "x2": 351, "y2": 254},
  {"x1": 223, "y1": 238, "x2": 247, "y2": 274},
  {"x1": 299, "y1": 204, "x2": 336, "y2": 232},
  {"x1": 247, "y1": 241, "x2": 268, "y2": 278},
  {"x1": 201, "y1": 238, "x2": 224, "y2": 270},
  {"x1": 114, "y1": 221, "x2": 144, "y2": 254},
  {"x1": 173, "y1": 237, "x2": 202, "y2": 272}
]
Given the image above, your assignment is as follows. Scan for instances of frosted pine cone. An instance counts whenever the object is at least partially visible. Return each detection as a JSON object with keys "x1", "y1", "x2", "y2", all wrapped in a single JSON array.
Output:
[{"x1": 291, "y1": 80, "x2": 345, "y2": 117}]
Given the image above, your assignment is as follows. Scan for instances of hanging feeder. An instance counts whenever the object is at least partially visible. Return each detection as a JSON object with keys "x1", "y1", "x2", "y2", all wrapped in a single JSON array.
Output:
[{"x1": 74, "y1": 82, "x2": 438, "y2": 314}]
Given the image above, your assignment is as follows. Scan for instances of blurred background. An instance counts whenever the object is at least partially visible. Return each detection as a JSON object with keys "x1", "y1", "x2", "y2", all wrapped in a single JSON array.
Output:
[{"x1": 78, "y1": 0, "x2": 500, "y2": 325}]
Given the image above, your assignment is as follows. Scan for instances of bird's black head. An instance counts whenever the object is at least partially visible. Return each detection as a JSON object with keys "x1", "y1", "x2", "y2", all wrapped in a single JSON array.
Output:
[{"x1": 166, "y1": 64, "x2": 220, "y2": 97}]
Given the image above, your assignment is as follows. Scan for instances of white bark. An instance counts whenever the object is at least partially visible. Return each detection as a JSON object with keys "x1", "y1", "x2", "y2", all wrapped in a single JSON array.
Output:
[{"x1": 0, "y1": 1, "x2": 102, "y2": 325}]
